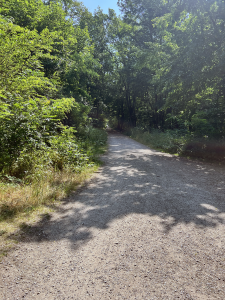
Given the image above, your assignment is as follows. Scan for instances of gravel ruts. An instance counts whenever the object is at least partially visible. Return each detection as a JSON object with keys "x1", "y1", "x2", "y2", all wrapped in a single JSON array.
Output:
[{"x1": 1, "y1": 133, "x2": 225, "y2": 299}]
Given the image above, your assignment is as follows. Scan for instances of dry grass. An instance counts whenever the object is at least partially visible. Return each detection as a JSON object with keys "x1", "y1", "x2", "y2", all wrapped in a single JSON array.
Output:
[{"x1": 0, "y1": 165, "x2": 98, "y2": 258}]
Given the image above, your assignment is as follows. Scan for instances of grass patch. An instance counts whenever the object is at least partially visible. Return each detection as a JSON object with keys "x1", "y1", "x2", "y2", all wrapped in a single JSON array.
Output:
[
  {"x1": 0, "y1": 166, "x2": 98, "y2": 221},
  {"x1": 0, "y1": 165, "x2": 98, "y2": 259}
]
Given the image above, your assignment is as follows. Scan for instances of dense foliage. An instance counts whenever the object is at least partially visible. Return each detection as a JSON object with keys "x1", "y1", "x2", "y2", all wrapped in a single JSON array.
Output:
[
  {"x1": 110, "y1": 0, "x2": 225, "y2": 138},
  {"x1": 0, "y1": 0, "x2": 107, "y2": 182},
  {"x1": 1, "y1": 0, "x2": 225, "y2": 180}
]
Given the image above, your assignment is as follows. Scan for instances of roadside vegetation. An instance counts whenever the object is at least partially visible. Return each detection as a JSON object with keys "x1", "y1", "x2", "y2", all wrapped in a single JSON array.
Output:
[
  {"x1": 0, "y1": 124, "x2": 107, "y2": 257},
  {"x1": 0, "y1": 0, "x2": 108, "y2": 255},
  {"x1": 129, "y1": 128, "x2": 189, "y2": 154},
  {"x1": 129, "y1": 128, "x2": 225, "y2": 163}
]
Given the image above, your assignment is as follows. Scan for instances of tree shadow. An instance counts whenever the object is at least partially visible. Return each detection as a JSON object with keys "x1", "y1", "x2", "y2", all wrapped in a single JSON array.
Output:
[{"x1": 9, "y1": 134, "x2": 225, "y2": 251}]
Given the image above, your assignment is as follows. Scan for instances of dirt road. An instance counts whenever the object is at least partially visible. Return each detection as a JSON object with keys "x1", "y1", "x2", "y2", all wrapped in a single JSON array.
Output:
[{"x1": 1, "y1": 134, "x2": 225, "y2": 299}]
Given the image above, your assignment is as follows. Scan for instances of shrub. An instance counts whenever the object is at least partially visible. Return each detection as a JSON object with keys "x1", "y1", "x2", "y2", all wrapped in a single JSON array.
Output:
[
  {"x1": 130, "y1": 128, "x2": 189, "y2": 154},
  {"x1": 1, "y1": 126, "x2": 93, "y2": 180},
  {"x1": 79, "y1": 127, "x2": 108, "y2": 159}
]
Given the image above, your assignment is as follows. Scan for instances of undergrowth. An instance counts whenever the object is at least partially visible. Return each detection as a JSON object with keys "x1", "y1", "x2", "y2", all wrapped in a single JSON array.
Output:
[
  {"x1": 130, "y1": 128, "x2": 189, "y2": 154},
  {"x1": 0, "y1": 166, "x2": 97, "y2": 222},
  {"x1": 130, "y1": 128, "x2": 225, "y2": 162},
  {"x1": 0, "y1": 128, "x2": 107, "y2": 258}
]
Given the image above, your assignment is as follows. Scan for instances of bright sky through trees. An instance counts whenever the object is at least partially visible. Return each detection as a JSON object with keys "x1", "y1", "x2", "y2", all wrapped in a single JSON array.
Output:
[{"x1": 81, "y1": 0, "x2": 120, "y2": 14}]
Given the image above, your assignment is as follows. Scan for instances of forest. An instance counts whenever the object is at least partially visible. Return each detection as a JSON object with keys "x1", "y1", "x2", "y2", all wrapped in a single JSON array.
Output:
[{"x1": 0, "y1": 0, "x2": 225, "y2": 222}]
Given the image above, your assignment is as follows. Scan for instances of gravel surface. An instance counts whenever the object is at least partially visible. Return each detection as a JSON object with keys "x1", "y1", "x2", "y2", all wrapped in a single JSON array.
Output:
[{"x1": 1, "y1": 133, "x2": 225, "y2": 300}]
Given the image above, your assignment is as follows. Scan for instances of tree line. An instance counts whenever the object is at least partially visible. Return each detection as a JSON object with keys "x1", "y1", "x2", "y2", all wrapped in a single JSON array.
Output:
[
  {"x1": 0, "y1": 0, "x2": 225, "y2": 178},
  {"x1": 115, "y1": 0, "x2": 225, "y2": 137},
  {"x1": 65, "y1": 0, "x2": 225, "y2": 138}
]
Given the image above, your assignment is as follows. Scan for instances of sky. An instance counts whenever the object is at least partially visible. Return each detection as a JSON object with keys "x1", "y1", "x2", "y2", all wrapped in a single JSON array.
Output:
[{"x1": 81, "y1": 0, "x2": 121, "y2": 15}]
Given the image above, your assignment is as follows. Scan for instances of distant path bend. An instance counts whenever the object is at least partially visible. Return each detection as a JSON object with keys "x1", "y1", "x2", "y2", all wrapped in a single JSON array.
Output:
[{"x1": 1, "y1": 133, "x2": 225, "y2": 299}]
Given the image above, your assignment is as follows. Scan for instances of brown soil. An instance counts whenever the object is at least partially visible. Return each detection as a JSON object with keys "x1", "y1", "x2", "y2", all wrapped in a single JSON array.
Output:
[{"x1": 1, "y1": 134, "x2": 225, "y2": 299}]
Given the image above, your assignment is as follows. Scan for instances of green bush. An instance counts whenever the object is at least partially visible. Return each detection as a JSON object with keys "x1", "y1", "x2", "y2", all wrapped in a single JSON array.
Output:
[
  {"x1": 191, "y1": 115, "x2": 215, "y2": 137},
  {"x1": 0, "y1": 124, "x2": 108, "y2": 182},
  {"x1": 79, "y1": 127, "x2": 108, "y2": 159},
  {"x1": 50, "y1": 127, "x2": 91, "y2": 170}
]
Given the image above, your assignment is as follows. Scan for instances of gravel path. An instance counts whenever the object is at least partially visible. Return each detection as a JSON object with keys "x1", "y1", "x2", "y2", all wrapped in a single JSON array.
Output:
[{"x1": 1, "y1": 133, "x2": 225, "y2": 300}]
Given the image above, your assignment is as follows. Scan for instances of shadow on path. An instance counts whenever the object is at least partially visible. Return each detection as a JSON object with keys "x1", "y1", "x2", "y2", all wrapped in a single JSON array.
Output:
[{"x1": 12, "y1": 134, "x2": 225, "y2": 250}]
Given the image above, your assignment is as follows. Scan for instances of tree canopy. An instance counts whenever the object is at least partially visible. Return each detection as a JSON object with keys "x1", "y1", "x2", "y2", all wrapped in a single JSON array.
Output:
[{"x1": 1, "y1": 0, "x2": 225, "y2": 174}]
